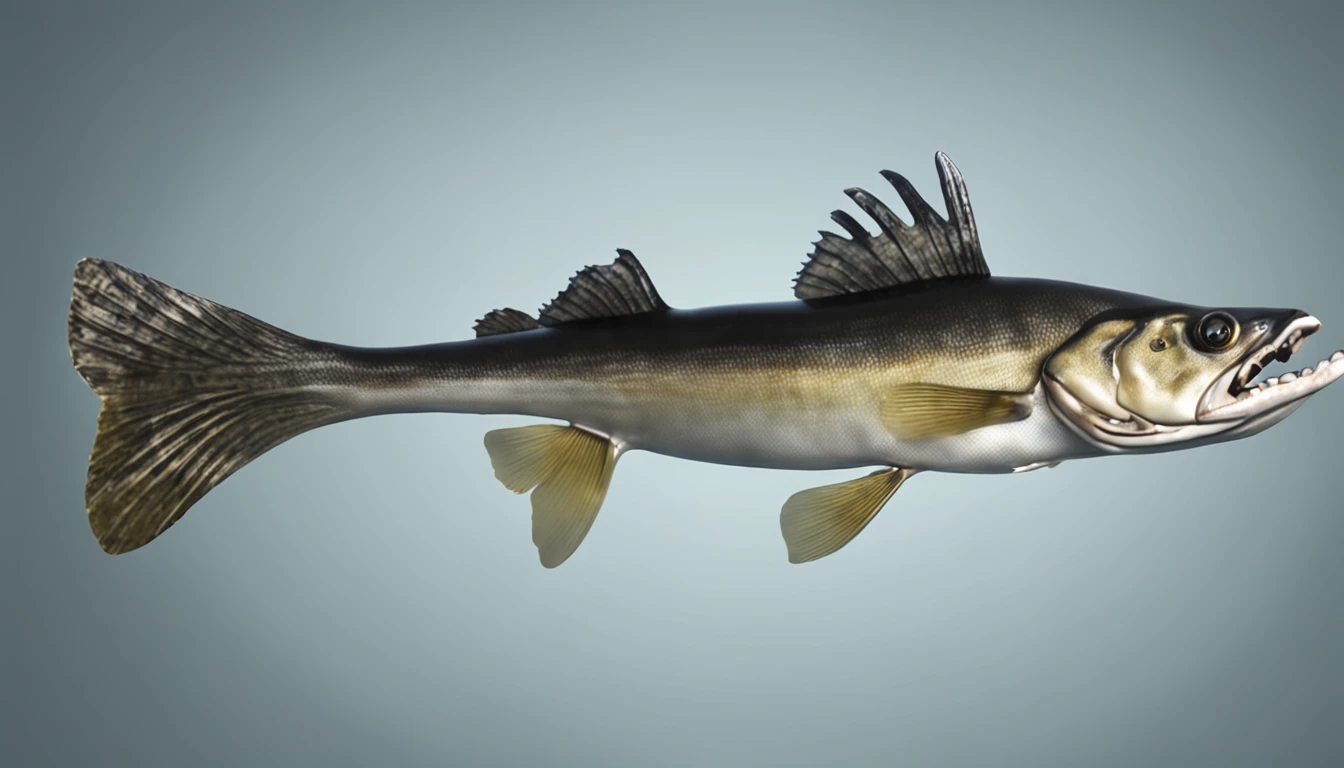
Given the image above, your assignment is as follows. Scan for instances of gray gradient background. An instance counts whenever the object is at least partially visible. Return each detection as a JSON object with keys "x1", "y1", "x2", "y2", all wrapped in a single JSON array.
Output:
[{"x1": 6, "y1": 1, "x2": 1343, "y2": 765}]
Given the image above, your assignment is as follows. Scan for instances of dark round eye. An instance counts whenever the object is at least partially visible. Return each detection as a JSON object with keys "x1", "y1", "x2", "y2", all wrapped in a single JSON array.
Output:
[{"x1": 1195, "y1": 312, "x2": 1238, "y2": 351}]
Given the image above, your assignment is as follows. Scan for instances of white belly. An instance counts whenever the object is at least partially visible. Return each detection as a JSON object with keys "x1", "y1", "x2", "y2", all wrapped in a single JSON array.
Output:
[
  {"x1": 353, "y1": 377, "x2": 1097, "y2": 474},
  {"x1": 546, "y1": 381, "x2": 1095, "y2": 473}
]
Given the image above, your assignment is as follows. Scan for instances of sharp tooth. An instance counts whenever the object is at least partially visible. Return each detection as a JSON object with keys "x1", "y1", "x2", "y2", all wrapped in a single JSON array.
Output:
[
  {"x1": 1266, "y1": 377, "x2": 1280, "y2": 387},
  {"x1": 1302, "y1": 367, "x2": 1313, "y2": 376},
  {"x1": 1257, "y1": 382, "x2": 1267, "y2": 390},
  {"x1": 1292, "y1": 337, "x2": 1306, "y2": 354},
  {"x1": 1332, "y1": 351, "x2": 1344, "y2": 362},
  {"x1": 1281, "y1": 372, "x2": 1298, "y2": 383}
]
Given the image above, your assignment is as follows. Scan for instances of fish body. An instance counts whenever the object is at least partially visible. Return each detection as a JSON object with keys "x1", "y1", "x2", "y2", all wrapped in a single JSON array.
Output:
[
  {"x1": 336, "y1": 277, "x2": 1146, "y2": 472},
  {"x1": 67, "y1": 153, "x2": 1344, "y2": 565}
]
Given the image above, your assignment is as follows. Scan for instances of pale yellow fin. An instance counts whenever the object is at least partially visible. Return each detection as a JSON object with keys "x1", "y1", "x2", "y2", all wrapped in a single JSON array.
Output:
[
  {"x1": 484, "y1": 425, "x2": 617, "y2": 568},
  {"x1": 881, "y1": 383, "x2": 1031, "y2": 439},
  {"x1": 780, "y1": 468, "x2": 913, "y2": 564}
]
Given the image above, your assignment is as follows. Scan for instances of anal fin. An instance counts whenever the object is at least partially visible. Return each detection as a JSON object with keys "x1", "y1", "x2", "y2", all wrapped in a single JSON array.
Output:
[
  {"x1": 882, "y1": 383, "x2": 1032, "y2": 440},
  {"x1": 483, "y1": 424, "x2": 617, "y2": 568},
  {"x1": 780, "y1": 468, "x2": 914, "y2": 563}
]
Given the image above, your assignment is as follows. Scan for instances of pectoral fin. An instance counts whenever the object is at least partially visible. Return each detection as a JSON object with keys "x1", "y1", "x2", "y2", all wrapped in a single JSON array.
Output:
[
  {"x1": 881, "y1": 383, "x2": 1032, "y2": 439},
  {"x1": 780, "y1": 468, "x2": 914, "y2": 563},
  {"x1": 484, "y1": 424, "x2": 618, "y2": 568}
]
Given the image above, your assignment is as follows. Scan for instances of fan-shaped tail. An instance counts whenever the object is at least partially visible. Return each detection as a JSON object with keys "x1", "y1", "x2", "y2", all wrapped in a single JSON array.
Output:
[{"x1": 67, "y1": 259, "x2": 351, "y2": 553}]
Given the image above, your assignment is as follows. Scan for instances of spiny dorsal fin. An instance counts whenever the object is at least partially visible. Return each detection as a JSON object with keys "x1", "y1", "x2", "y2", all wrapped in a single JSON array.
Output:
[
  {"x1": 539, "y1": 249, "x2": 668, "y2": 326},
  {"x1": 474, "y1": 307, "x2": 540, "y2": 338},
  {"x1": 794, "y1": 152, "x2": 989, "y2": 300}
]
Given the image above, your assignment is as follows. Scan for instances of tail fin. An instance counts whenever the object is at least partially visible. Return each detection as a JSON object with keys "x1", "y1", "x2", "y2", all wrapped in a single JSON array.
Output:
[{"x1": 67, "y1": 259, "x2": 349, "y2": 554}]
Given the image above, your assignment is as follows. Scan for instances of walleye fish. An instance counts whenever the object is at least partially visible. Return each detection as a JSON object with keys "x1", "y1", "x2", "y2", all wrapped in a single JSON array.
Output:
[{"x1": 68, "y1": 153, "x2": 1343, "y2": 566}]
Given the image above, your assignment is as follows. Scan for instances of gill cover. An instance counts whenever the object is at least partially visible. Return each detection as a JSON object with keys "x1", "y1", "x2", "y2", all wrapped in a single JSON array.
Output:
[{"x1": 1041, "y1": 318, "x2": 1137, "y2": 424}]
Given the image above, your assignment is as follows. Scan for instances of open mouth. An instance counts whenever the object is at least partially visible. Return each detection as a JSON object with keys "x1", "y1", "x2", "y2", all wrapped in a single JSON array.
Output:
[{"x1": 1198, "y1": 315, "x2": 1344, "y2": 422}]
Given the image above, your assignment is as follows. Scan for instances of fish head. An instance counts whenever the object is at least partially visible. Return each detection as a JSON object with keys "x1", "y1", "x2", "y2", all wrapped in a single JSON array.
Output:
[{"x1": 1042, "y1": 306, "x2": 1343, "y2": 451}]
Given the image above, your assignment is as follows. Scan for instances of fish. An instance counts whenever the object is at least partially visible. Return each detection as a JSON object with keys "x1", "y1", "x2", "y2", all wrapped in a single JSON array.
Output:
[{"x1": 67, "y1": 152, "x2": 1344, "y2": 566}]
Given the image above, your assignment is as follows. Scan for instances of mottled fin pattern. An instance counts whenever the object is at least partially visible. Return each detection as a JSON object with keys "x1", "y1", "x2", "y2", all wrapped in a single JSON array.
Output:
[
  {"x1": 780, "y1": 468, "x2": 914, "y2": 563},
  {"x1": 881, "y1": 383, "x2": 1031, "y2": 440},
  {"x1": 474, "y1": 307, "x2": 540, "y2": 338},
  {"x1": 794, "y1": 152, "x2": 989, "y2": 299},
  {"x1": 484, "y1": 424, "x2": 618, "y2": 568},
  {"x1": 539, "y1": 249, "x2": 668, "y2": 326},
  {"x1": 68, "y1": 259, "x2": 345, "y2": 554}
]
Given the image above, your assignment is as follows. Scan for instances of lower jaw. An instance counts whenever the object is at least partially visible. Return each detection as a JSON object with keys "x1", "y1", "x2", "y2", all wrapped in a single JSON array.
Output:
[
  {"x1": 1199, "y1": 354, "x2": 1344, "y2": 423},
  {"x1": 1214, "y1": 397, "x2": 1308, "y2": 441}
]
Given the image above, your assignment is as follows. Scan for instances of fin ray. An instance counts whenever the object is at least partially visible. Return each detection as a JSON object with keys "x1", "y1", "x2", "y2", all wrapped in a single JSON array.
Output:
[
  {"x1": 539, "y1": 249, "x2": 668, "y2": 326},
  {"x1": 795, "y1": 152, "x2": 989, "y2": 299},
  {"x1": 882, "y1": 383, "x2": 1032, "y2": 439},
  {"x1": 780, "y1": 469, "x2": 913, "y2": 563},
  {"x1": 474, "y1": 308, "x2": 540, "y2": 338},
  {"x1": 484, "y1": 425, "x2": 618, "y2": 568},
  {"x1": 68, "y1": 259, "x2": 347, "y2": 554}
]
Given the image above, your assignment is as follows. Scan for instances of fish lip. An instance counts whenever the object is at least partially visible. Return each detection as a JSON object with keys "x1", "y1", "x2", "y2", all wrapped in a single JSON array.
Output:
[{"x1": 1197, "y1": 314, "x2": 1344, "y2": 422}]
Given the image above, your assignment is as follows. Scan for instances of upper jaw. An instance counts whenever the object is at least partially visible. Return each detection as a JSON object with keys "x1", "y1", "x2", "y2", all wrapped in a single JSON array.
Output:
[{"x1": 1197, "y1": 314, "x2": 1344, "y2": 422}]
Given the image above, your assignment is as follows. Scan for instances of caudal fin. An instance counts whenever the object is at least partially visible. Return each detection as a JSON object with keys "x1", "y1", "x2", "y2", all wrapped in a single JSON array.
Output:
[{"x1": 67, "y1": 259, "x2": 349, "y2": 554}]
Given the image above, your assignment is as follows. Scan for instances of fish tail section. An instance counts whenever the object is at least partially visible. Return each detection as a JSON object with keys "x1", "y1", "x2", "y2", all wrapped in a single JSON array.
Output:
[{"x1": 67, "y1": 259, "x2": 351, "y2": 554}]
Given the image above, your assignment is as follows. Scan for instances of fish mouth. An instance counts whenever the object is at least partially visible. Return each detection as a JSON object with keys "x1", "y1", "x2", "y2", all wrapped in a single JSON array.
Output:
[{"x1": 1197, "y1": 314, "x2": 1344, "y2": 422}]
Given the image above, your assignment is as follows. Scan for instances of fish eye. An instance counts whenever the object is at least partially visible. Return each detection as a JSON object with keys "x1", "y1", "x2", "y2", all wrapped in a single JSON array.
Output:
[{"x1": 1193, "y1": 312, "x2": 1238, "y2": 351}]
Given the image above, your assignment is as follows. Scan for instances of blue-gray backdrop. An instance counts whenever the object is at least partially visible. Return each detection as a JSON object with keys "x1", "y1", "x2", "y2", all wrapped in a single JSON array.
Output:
[{"x1": 7, "y1": 2, "x2": 1342, "y2": 765}]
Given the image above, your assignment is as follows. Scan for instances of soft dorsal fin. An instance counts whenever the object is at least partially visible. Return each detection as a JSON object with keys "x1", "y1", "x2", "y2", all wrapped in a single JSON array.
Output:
[
  {"x1": 793, "y1": 152, "x2": 989, "y2": 300},
  {"x1": 474, "y1": 308, "x2": 540, "y2": 338},
  {"x1": 539, "y1": 249, "x2": 668, "y2": 326}
]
